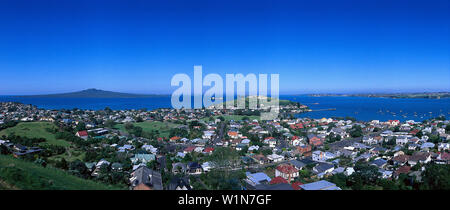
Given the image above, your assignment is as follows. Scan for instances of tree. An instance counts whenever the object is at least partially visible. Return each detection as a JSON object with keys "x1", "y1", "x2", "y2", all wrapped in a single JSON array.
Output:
[
  {"x1": 56, "y1": 158, "x2": 68, "y2": 170},
  {"x1": 327, "y1": 173, "x2": 347, "y2": 189},
  {"x1": 75, "y1": 122, "x2": 86, "y2": 131},
  {"x1": 415, "y1": 131, "x2": 423, "y2": 138},
  {"x1": 146, "y1": 160, "x2": 157, "y2": 170},
  {"x1": 347, "y1": 162, "x2": 381, "y2": 190},
  {"x1": 350, "y1": 125, "x2": 363, "y2": 138},
  {"x1": 0, "y1": 144, "x2": 10, "y2": 155},
  {"x1": 261, "y1": 148, "x2": 272, "y2": 156},
  {"x1": 124, "y1": 123, "x2": 134, "y2": 130},
  {"x1": 69, "y1": 160, "x2": 89, "y2": 178},
  {"x1": 104, "y1": 120, "x2": 116, "y2": 128},
  {"x1": 135, "y1": 116, "x2": 144, "y2": 122},
  {"x1": 420, "y1": 164, "x2": 450, "y2": 190},
  {"x1": 207, "y1": 147, "x2": 241, "y2": 170}
]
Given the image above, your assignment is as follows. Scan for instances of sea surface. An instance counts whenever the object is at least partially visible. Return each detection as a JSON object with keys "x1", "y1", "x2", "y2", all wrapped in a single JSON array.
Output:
[{"x1": 0, "y1": 95, "x2": 449, "y2": 122}]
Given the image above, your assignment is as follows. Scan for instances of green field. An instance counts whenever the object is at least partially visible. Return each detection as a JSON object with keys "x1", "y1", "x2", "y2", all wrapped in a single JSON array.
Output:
[
  {"x1": 48, "y1": 149, "x2": 86, "y2": 162},
  {"x1": 114, "y1": 121, "x2": 181, "y2": 138},
  {"x1": 0, "y1": 122, "x2": 71, "y2": 147},
  {"x1": 0, "y1": 155, "x2": 124, "y2": 190}
]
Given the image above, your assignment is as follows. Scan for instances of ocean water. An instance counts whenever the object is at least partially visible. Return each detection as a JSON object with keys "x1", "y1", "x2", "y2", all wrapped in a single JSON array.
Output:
[
  {"x1": 0, "y1": 95, "x2": 449, "y2": 122},
  {"x1": 0, "y1": 96, "x2": 173, "y2": 111},
  {"x1": 282, "y1": 95, "x2": 450, "y2": 122}
]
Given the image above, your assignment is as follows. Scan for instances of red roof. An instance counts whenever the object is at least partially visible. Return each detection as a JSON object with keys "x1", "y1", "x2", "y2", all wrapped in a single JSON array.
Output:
[
  {"x1": 394, "y1": 166, "x2": 411, "y2": 177},
  {"x1": 276, "y1": 163, "x2": 299, "y2": 174},
  {"x1": 170, "y1": 136, "x2": 181, "y2": 141},
  {"x1": 440, "y1": 152, "x2": 450, "y2": 160},
  {"x1": 410, "y1": 129, "x2": 420, "y2": 135},
  {"x1": 204, "y1": 147, "x2": 215, "y2": 153},
  {"x1": 77, "y1": 130, "x2": 88, "y2": 137},
  {"x1": 270, "y1": 176, "x2": 288, "y2": 185},
  {"x1": 393, "y1": 155, "x2": 410, "y2": 163},
  {"x1": 228, "y1": 131, "x2": 238, "y2": 136},
  {"x1": 291, "y1": 181, "x2": 304, "y2": 190},
  {"x1": 184, "y1": 146, "x2": 196, "y2": 152}
]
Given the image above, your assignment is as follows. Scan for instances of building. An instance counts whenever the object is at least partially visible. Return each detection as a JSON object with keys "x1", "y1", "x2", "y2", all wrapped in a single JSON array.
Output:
[
  {"x1": 313, "y1": 162, "x2": 334, "y2": 178},
  {"x1": 408, "y1": 152, "x2": 431, "y2": 166},
  {"x1": 275, "y1": 163, "x2": 299, "y2": 182},
  {"x1": 245, "y1": 172, "x2": 271, "y2": 187},
  {"x1": 309, "y1": 135, "x2": 323, "y2": 146},
  {"x1": 76, "y1": 130, "x2": 88, "y2": 140},
  {"x1": 300, "y1": 180, "x2": 341, "y2": 190},
  {"x1": 187, "y1": 162, "x2": 203, "y2": 175},
  {"x1": 312, "y1": 151, "x2": 336, "y2": 162},
  {"x1": 130, "y1": 166, "x2": 163, "y2": 190}
]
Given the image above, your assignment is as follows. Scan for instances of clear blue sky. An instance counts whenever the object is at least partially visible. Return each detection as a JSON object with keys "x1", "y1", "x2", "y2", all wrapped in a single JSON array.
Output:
[{"x1": 0, "y1": 0, "x2": 449, "y2": 95}]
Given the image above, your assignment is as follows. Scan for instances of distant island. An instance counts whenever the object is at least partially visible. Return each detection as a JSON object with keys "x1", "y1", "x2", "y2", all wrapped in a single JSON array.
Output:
[
  {"x1": 309, "y1": 92, "x2": 450, "y2": 99},
  {"x1": 15, "y1": 88, "x2": 168, "y2": 98}
]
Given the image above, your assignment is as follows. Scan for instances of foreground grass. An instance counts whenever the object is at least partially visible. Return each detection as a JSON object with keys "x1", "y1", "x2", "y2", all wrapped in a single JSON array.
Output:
[
  {"x1": 0, "y1": 122, "x2": 71, "y2": 147},
  {"x1": 114, "y1": 121, "x2": 180, "y2": 138},
  {"x1": 0, "y1": 155, "x2": 124, "y2": 190}
]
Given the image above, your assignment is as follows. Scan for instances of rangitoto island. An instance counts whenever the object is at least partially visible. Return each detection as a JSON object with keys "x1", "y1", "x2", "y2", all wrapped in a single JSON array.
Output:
[{"x1": 14, "y1": 88, "x2": 169, "y2": 98}]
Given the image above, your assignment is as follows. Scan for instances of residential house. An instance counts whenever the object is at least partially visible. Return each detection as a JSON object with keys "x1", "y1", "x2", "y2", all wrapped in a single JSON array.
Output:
[
  {"x1": 435, "y1": 152, "x2": 450, "y2": 164},
  {"x1": 370, "y1": 158, "x2": 388, "y2": 168},
  {"x1": 408, "y1": 152, "x2": 431, "y2": 166},
  {"x1": 296, "y1": 145, "x2": 312, "y2": 156},
  {"x1": 130, "y1": 166, "x2": 163, "y2": 190},
  {"x1": 308, "y1": 135, "x2": 323, "y2": 146},
  {"x1": 252, "y1": 154, "x2": 269, "y2": 165},
  {"x1": 168, "y1": 177, "x2": 192, "y2": 190},
  {"x1": 131, "y1": 153, "x2": 156, "y2": 164},
  {"x1": 245, "y1": 172, "x2": 271, "y2": 187},
  {"x1": 275, "y1": 163, "x2": 299, "y2": 182},
  {"x1": 299, "y1": 180, "x2": 341, "y2": 190},
  {"x1": 267, "y1": 153, "x2": 284, "y2": 162},
  {"x1": 187, "y1": 162, "x2": 203, "y2": 175},
  {"x1": 312, "y1": 151, "x2": 336, "y2": 162},
  {"x1": 396, "y1": 136, "x2": 409, "y2": 145},
  {"x1": 392, "y1": 154, "x2": 410, "y2": 166},
  {"x1": 172, "y1": 162, "x2": 187, "y2": 174},
  {"x1": 362, "y1": 136, "x2": 377, "y2": 145},
  {"x1": 394, "y1": 166, "x2": 411, "y2": 178},
  {"x1": 76, "y1": 130, "x2": 88, "y2": 140},
  {"x1": 289, "y1": 159, "x2": 306, "y2": 170},
  {"x1": 313, "y1": 162, "x2": 334, "y2": 178}
]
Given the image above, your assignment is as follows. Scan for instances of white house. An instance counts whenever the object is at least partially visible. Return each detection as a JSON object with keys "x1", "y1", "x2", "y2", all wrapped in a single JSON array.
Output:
[
  {"x1": 396, "y1": 136, "x2": 409, "y2": 145},
  {"x1": 312, "y1": 151, "x2": 336, "y2": 162},
  {"x1": 438, "y1": 143, "x2": 450, "y2": 151},
  {"x1": 267, "y1": 154, "x2": 284, "y2": 162}
]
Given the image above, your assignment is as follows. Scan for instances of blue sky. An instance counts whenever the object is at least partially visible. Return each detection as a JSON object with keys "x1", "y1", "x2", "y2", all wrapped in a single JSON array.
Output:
[{"x1": 0, "y1": 0, "x2": 449, "y2": 95}]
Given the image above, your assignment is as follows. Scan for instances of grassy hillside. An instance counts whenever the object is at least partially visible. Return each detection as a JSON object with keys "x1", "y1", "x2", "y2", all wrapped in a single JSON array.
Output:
[
  {"x1": 114, "y1": 121, "x2": 180, "y2": 138},
  {"x1": 0, "y1": 122, "x2": 70, "y2": 147},
  {"x1": 0, "y1": 155, "x2": 124, "y2": 190}
]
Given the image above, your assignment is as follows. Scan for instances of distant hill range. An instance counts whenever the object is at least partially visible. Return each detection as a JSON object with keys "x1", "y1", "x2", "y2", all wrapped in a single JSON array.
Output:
[
  {"x1": 308, "y1": 92, "x2": 450, "y2": 99},
  {"x1": 15, "y1": 89, "x2": 168, "y2": 98}
]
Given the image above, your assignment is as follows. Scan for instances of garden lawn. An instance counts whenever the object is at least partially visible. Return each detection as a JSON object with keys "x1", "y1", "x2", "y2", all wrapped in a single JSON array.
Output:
[{"x1": 0, "y1": 122, "x2": 71, "y2": 147}]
